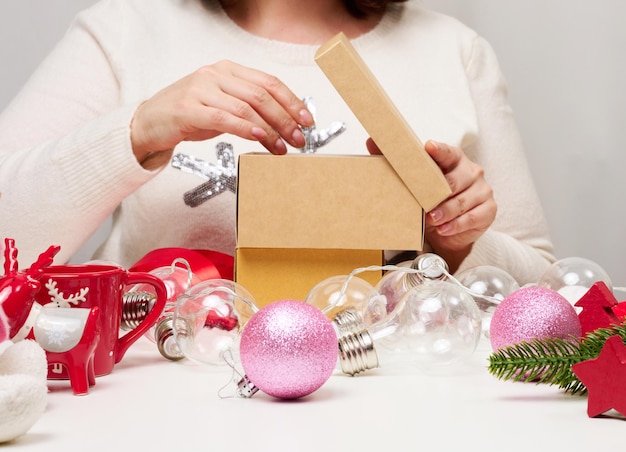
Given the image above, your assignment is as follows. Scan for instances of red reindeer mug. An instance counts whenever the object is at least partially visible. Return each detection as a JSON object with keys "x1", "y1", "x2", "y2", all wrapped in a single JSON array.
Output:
[{"x1": 34, "y1": 264, "x2": 167, "y2": 378}]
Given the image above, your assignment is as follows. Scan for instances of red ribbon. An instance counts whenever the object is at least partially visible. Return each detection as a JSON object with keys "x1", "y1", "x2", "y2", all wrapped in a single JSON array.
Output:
[{"x1": 129, "y1": 248, "x2": 234, "y2": 281}]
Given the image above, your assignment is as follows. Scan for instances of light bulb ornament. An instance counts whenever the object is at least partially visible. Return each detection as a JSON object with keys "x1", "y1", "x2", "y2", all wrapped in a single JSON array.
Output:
[
  {"x1": 172, "y1": 280, "x2": 259, "y2": 367},
  {"x1": 309, "y1": 253, "x2": 455, "y2": 339},
  {"x1": 534, "y1": 255, "x2": 626, "y2": 328},
  {"x1": 538, "y1": 256, "x2": 616, "y2": 308},
  {"x1": 121, "y1": 258, "x2": 199, "y2": 360},
  {"x1": 375, "y1": 253, "x2": 449, "y2": 316},
  {"x1": 323, "y1": 257, "x2": 501, "y2": 337},
  {"x1": 305, "y1": 274, "x2": 384, "y2": 336},
  {"x1": 328, "y1": 258, "x2": 498, "y2": 376},
  {"x1": 455, "y1": 265, "x2": 520, "y2": 339}
]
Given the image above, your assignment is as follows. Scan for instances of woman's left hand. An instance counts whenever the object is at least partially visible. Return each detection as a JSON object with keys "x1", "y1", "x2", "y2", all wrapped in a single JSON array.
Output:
[
  {"x1": 421, "y1": 140, "x2": 496, "y2": 261},
  {"x1": 367, "y1": 138, "x2": 496, "y2": 270}
]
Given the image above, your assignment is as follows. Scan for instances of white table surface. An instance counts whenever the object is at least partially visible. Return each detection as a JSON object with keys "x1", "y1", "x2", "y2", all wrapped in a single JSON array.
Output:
[{"x1": 10, "y1": 336, "x2": 625, "y2": 451}]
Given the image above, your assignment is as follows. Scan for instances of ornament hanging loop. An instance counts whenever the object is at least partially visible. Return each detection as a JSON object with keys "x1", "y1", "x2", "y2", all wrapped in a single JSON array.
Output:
[{"x1": 217, "y1": 349, "x2": 259, "y2": 399}]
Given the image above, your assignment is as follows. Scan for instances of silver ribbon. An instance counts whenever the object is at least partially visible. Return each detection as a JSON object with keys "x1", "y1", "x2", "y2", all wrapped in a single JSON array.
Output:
[
  {"x1": 171, "y1": 142, "x2": 237, "y2": 207},
  {"x1": 299, "y1": 97, "x2": 346, "y2": 153}
]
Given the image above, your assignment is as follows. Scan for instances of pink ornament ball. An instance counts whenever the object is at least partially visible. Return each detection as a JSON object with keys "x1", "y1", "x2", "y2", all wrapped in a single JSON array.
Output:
[
  {"x1": 239, "y1": 299, "x2": 338, "y2": 399},
  {"x1": 490, "y1": 286, "x2": 582, "y2": 351}
]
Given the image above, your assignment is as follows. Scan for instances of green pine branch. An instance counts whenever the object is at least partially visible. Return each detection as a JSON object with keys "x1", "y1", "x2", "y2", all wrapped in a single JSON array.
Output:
[{"x1": 487, "y1": 322, "x2": 626, "y2": 394}]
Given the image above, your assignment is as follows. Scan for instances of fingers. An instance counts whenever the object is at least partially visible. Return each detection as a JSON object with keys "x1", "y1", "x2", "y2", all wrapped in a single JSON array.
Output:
[
  {"x1": 424, "y1": 140, "x2": 496, "y2": 248},
  {"x1": 131, "y1": 61, "x2": 316, "y2": 158},
  {"x1": 228, "y1": 61, "x2": 314, "y2": 126},
  {"x1": 365, "y1": 137, "x2": 382, "y2": 155},
  {"x1": 211, "y1": 61, "x2": 313, "y2": 154},
  {"x1": 428, "y1": 195, "x2": 496, "y2": 238},
  {"x1": 424, "y1": 139, "x2": 462, "y2": 172},
  {"x1": 363, "y1": 137, "x2": 496, "y2": 259}
]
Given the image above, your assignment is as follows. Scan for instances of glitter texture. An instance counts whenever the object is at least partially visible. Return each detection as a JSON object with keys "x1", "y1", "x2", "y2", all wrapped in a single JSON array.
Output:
[
  {"x1": 239, "y1": 300, "x2": 338, "y2": 399},
  {"x1": 490, "y1": 286, "x2": 582, "y2": 351},
  {"x1": 171, "y1": 142, "x2": 236, "y2": 207},
  {"x1": 298, "y1": 97, "x2": 346, "y2": 153}
]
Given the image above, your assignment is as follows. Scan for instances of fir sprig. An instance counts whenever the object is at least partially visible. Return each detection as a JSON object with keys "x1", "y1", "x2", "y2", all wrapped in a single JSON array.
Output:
[{"x1": 488, "y1": 322, "x2": 626, "y2": 394}]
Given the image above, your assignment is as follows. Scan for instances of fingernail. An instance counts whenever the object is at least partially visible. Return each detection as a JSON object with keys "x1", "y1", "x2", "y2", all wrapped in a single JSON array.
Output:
[
  {"x1": 274, "y1": 138, "x2": 287, "y2": 155},
  {"x1": 299, "y1": 109, "x2": 314, "y2": 126},
  {"x1": 429, "y1": 209, "x2": 443, "y2": 222},
  {"x1": 251, "y1": 127, "x2": 267, "y2": 139},
  {"x1": 438, "y1": 223, "x2": 452, "y2": 234},
  {"x1": 292, "y1": 128, "x2": 306, "y2": 147}
]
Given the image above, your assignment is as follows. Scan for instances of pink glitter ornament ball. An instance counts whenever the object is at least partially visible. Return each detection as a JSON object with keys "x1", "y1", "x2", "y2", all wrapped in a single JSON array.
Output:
[
  {"x1": 490, "y1": 286, "x2": 582, "y2": 351},
  {"x1": 239, "y1": 299, "x2": 338, "y2": 399}
]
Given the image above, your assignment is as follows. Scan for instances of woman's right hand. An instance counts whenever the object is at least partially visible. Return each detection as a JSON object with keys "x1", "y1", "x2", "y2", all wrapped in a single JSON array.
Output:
[{"x1": 130, "y1": 60, "x2": 314, "y2": 167}]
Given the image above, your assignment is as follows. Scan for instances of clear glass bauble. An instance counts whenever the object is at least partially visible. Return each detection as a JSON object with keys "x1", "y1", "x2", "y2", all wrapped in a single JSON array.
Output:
[
  {"x1": 455, "y1": 265, "x2": 519, "y2": 338},
  {"x1": 172, "y1": 279, "x2": 258, "y2": 366},
  {"x1": 375, "y1": 262, "x2": 423, "y2": 315},
  {"x1": 305, "y1": 275, "x2": 385, "y2": 331},
  {"x1": 374, "y1": 279, "x2": 482, "y2": 370},
  {"x1": 538, "y1": 256, "x2": 613, "y2": 309}
]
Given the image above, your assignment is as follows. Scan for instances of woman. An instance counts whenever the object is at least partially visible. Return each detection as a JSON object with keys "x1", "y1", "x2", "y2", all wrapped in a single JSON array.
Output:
[{"x1": 0, "y1": 0, "x2": 554, "y2": 284}]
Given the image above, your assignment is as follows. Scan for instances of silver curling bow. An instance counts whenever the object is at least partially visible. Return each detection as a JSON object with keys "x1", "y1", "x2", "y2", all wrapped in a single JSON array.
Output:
[
  {"x1": 171, "y1": 142, "x2": 237, "y2": 207},
  {"x1": 299, "y1": 96, "x2": 346, "y2": 153}
]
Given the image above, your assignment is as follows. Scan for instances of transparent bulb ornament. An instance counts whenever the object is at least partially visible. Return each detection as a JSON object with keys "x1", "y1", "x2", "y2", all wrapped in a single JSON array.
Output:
[
  {"x1": 454, "y1": 265, "x2": 519, "y2": 339},
  {"x1": 375, "y1": 253, "x2": 449, "y2": 315},
  {"x1": 121, "y1": 258, "x2": 200, "y2": 360},
  {"x1": 172, "y1": 279, "x2": 258, "y2": 367},
  {"x1": 305, "y1": 275, "x2": 386, "y2": 336},
  {"x1": 338, "y1": 278, "x2": 482, "y2": 376},
  {"x1": 538, "y1": 256, "x2": 613, "y2": 309}
]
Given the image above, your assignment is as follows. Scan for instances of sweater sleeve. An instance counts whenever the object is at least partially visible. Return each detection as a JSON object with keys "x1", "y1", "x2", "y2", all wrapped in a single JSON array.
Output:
[
  {"x1": 0, "y1": 10, "x2": 160, "y2": 266},
  {"x1": 454, "y1": 35, "x2": 556, "y2": 285}
]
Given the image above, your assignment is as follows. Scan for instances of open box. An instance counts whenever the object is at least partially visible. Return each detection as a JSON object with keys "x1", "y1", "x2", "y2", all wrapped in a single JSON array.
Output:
[
  {"x1": 235, "y1": 153, "x2": 427, "y2": 305},
  {"x1": 234, "y1": 33, "x2": 451, "y2": 306}
]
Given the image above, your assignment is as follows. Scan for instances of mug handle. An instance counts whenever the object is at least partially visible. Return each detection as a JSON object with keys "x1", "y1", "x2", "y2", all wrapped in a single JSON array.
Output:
[{"x1": 115, "y1": 272, "x2": 168, "y2": 363}]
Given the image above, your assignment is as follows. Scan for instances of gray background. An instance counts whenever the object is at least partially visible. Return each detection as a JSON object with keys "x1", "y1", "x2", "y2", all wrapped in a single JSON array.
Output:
[{"x1": 2, "y1": 1, "x2": 625, "y2": 286}]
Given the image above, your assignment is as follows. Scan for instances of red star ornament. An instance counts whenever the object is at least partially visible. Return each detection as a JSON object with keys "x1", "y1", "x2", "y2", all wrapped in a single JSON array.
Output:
[
  {"x1": 574, "y1": 282, "x2": 621, "y2": 335},
  {"x1": 612, "y1": 302, "x2": 626, "y2": 322},
  {"x1": 572, "y1": 335, "x2": 626, "y2": 417}
]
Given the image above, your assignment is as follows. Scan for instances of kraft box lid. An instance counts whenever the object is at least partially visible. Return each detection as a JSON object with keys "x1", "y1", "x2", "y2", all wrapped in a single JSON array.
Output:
[{"x1": 314, "y1": 32, "x2": 451, "y2": 212}]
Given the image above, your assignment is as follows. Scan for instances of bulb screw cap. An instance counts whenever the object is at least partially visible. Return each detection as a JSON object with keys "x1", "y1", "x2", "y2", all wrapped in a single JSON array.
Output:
[
  {"x1": 120, "y1": 291, "x2": 156, "y2": 330},
  {"x1": 337, "y1": 330, "x2": 379, "y2": 375},
  {"x1": 155, "y1": 317, "x2": 185, "y2": 361},
  {"x1": 332, "y1": 309, "x2": 364, "y2": 336}
]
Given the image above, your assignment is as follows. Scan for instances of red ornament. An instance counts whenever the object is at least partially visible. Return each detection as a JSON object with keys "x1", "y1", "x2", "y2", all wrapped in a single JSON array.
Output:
[
  {"x1": 574, "y1": 282, "x2": 621, "y2": 336},
  {"x1": 0, "y1": 238, "x2": 60, "y2": 339},
  {"x1": 572, "y1": 335, "x2": 626, "y2": 417},
  {"x1": 612, "y1": 302, "x2": 626, "y2": 322}
]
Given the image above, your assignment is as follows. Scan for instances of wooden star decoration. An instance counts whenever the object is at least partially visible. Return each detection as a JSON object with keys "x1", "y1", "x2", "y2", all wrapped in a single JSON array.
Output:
[
  {"x1": 572, "y1": 335, "x2": 626, "y2": 417},
  {"x1": 575, "y1": 282, "x2": 621, "y2": 336},
  {"x1": 612, "y1": 301, "x2": 626, "y2": 322}
]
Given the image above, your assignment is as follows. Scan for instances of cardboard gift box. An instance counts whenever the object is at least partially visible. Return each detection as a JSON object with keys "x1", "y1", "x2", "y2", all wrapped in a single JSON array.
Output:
[
  {"x1": 234, "y1": 33, "x2": 451, "y2": 307},
  {"x1": 235, "y1": 153, "x2": 428, "y2": 305}
]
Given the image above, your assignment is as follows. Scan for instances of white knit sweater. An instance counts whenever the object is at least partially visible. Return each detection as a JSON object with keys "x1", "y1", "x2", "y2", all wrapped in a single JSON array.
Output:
[{"x1": 0, "y1": 0, "x2": 554, "y2": 284}]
